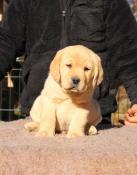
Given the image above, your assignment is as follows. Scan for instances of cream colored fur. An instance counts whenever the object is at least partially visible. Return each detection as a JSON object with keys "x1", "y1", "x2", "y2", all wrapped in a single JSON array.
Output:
[{"x1": 25, "y1": 45, "x2": 103, "y2": 137}]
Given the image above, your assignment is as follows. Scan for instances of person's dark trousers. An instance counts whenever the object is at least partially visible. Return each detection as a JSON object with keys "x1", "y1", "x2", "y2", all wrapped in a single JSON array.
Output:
[
  {"x1": 97, "y1": 113, "x2": 112, "y2": 130},
  {"x1": 101, "y1": 113, "x2": 112, "y2": 124}
]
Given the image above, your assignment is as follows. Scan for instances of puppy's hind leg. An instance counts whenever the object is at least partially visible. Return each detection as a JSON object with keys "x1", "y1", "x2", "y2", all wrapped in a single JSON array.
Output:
[{"x1": 24, "y1": 121, "x2": 39, "y2": 132}]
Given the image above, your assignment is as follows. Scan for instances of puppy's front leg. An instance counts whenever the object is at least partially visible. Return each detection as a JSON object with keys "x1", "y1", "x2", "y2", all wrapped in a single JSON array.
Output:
[
  {"x1": 36, "y1": 98, "x2": 56, "y2": 137},
  {"x1": 67, "y1": 110, "x2": 89, "y2": 138}
]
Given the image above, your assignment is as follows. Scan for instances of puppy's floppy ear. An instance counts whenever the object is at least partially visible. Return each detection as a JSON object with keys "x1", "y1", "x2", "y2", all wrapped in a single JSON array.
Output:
[
  {"x1": 92, "y1": 55, "x2": 103, "y2": 89},
  {"x1": 50, "y1": 50, "x2": 62, "y2": 83}
]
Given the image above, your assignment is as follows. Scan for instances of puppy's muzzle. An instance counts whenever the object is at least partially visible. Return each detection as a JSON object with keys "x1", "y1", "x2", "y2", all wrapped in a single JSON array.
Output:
[{"x1": 72, "y1": 77, "x2": 80, "y2": 86}]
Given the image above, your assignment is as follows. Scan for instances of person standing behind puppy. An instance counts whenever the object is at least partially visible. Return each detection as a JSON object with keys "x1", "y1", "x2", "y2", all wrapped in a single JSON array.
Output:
[{"x1": 0, "y1": 0, "x2": 137, "y2": 125}]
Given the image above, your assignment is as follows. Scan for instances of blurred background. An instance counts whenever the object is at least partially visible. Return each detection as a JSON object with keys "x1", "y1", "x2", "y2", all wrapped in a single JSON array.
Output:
[
  {"x1": 0, "y1": 0, "x2": 24, "y2": 121},
  {"x1": 0, "y1": 0, "x2": 136, "y2": 126}
]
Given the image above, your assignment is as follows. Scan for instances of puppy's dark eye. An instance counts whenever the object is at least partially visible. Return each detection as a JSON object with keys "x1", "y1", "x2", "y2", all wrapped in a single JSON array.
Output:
[
  {"x1": 66, "y1": 64, "x2": 72, "y2": 68},
  {"x1": 84, "y1": 67, "x2": 90, "y2": 71}
]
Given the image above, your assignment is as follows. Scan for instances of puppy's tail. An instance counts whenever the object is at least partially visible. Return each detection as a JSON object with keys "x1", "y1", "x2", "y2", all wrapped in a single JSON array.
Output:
[{"x1": 24, "y1": 121, "x2": 39, "y2": 132}]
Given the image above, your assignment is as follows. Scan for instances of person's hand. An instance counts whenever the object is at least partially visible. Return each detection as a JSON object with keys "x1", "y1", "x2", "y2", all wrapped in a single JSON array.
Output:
[{"x1": 125, "y1": 104, "x2": 137, "y2": 126}]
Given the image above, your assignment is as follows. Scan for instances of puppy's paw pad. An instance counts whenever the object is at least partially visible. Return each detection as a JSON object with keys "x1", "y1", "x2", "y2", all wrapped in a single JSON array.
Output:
[
  {"x1": 24, "y1": 123, "x2": 37, "y2": 132},
  {"x1": 88, "y1": 126, "x2": 98, "y2": 135}
]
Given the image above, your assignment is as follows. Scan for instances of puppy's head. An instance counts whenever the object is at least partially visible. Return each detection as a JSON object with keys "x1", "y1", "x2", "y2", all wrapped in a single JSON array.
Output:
[{"x1": 50, "y1": 45, "x2": 103, "y2": 94}]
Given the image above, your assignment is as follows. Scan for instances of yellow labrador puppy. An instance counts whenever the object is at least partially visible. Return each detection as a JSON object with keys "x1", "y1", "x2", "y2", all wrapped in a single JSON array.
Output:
[{"x1": 25, "y1": 45, "x2": 103, "y2": 137}]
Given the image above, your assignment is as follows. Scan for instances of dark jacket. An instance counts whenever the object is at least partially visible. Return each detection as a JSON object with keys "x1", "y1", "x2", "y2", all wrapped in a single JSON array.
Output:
[{"x1": 0, "y1": 0, "x2": 137, "y2": 115}]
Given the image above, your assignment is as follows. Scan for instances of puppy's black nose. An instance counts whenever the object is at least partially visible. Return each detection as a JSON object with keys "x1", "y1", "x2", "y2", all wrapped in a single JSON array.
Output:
[{"x1": 72, "y1": 77, "x2": 80, "y2": 85}]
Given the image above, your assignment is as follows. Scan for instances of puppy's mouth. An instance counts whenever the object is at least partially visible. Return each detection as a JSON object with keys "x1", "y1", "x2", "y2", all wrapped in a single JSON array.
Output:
[
  {"x1": 65, "y1": 87, "x2": 78, "y2": 92},
  {"x1": 64, "y1": 86, "x2": 86, "y2": 93}
]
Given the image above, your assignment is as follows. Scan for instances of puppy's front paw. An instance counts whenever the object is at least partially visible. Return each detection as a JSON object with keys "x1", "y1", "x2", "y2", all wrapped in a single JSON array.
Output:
[
  {"x1": 88, "y1": 125, "x2": 98, "y2": 135},
  {"x1": 35, "y1": 131, "x2": 55, "y2": 137},
  {"x1": 67, "y1": 131, "x2": 85, "y2": 138}
]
